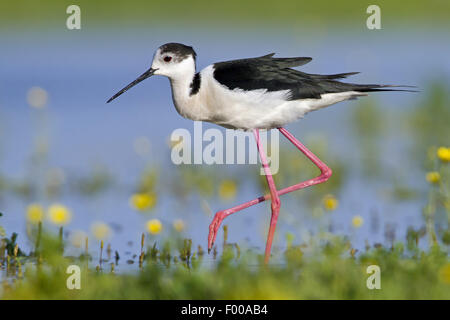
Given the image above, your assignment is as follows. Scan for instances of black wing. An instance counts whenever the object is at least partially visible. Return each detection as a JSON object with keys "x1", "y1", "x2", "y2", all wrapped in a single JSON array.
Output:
[{"x1": 213, "y1": 54, "x2": 415, "y2": 100}]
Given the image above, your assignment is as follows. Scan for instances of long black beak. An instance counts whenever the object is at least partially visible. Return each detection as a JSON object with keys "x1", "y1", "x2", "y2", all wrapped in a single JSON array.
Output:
[{"x1": 106, "y1": 67, "x2": 157, "y2": 103}]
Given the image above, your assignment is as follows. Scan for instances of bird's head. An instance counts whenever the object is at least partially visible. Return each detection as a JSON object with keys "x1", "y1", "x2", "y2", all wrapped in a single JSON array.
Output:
[
  {"x1": 107, "y1": 42, "x2": 196, "y2": 103},
  {"x1": 152, "y1": 43, "x2": 197, "y2": 77}
]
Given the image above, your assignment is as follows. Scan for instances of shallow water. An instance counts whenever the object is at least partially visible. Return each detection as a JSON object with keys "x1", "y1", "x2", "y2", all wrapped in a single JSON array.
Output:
[{"x1": 0, "y1": 27, "x2": 449, "y2": 260}]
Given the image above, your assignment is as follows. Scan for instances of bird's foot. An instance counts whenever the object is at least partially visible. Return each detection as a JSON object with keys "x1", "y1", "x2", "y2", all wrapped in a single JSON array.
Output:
[{"x1": 208, "y1": 210, "x2": 227, "y2": 252}]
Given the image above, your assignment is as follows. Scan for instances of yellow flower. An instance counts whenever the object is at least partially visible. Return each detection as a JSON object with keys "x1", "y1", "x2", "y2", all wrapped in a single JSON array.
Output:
[
  {"x1": 426, "y1": 171, "x2": 441, "y2": 184},
  {"x1": 91, "y1": 222, "x2": 111, "y2": 240},
  {"x1": 173, "y1": 219, "x2": 185, "y2": 232},
  {"x1": 323, "y1": 194, "x2": 339, "y2": 211},
  {"x1": 129, "y1": 192, "x2": 157, "y2": 211},
  {"x1": 26, "y1": 203, "x2": 44, "y2": 224},
  {"x1": 352, "y1": 215, "x2": 364, "y2": 228},
  {"x1": 439, "y1": 263, "x2": 450, "y2": 284},
  {"x1": 47, "y1": 204, "x2": 71, "y2": 225},
  {"x1": 218, "y1": 180, "x2": 237, "y2": 200},
  {"x1": 146, "y1": 219, "x2": 163, "y2": 235},
  {"x1": 437, "y1": 147, "x2": 450, "y2": 162}
]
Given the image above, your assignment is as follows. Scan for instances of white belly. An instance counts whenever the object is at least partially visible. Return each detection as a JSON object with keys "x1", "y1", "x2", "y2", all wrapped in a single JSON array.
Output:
[{"x1": 205, "y1": 92, "x2": 364, "y2": 130}]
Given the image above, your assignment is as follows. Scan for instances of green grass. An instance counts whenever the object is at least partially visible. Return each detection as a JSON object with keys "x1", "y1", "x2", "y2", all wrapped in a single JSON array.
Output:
[
  {"x1": 1, "y1": 229, "x2": 449, "y2": 299},
  {"x1": 1, "y1": 0, "x2": 449, "y2": 30}
]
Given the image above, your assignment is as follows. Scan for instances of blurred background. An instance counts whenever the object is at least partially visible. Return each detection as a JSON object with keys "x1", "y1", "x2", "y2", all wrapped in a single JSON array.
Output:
[{"x1": 0, "y1": 0, "x2": 449, "y2": 264}]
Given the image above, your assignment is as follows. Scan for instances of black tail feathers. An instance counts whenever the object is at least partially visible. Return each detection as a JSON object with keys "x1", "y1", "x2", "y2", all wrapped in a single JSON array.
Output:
[{"x1": 353, "y1": 84, "x2": 419, "y2": 93}]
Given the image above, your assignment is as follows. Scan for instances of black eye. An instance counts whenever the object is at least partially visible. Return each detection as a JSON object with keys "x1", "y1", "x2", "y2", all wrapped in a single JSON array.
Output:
[{"x1": 164, "y1": 56, "x2": 172, "y2": 62}]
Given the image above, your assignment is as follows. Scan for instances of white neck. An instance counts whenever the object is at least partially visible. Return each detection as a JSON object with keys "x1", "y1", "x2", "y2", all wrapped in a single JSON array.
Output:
[
  {"x1": 170, "y1": 73, "x2": 194, "y2": 107},
  {"x1": 167, "y1": 59, "x2": 204, "y2": 121}
]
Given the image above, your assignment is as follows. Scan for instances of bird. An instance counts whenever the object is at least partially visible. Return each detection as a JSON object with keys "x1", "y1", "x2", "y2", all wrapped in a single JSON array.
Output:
[{"x1": 107, "y1": 42, "x2": 415, "y2": 264}]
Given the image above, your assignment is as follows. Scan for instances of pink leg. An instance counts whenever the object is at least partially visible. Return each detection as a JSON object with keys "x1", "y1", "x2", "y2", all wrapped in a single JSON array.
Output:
[
  {"x1": 208, "y1": 127, "x2": 332, "y2": 256},
  {"x1": 253, "y1": 129, "x2": 281, "y2": 264}
]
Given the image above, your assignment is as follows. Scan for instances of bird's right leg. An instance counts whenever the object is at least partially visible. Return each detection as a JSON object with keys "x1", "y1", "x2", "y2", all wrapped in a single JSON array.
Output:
[{"x1": 253, "y1": 129, "x2": 281, "y2": 264}]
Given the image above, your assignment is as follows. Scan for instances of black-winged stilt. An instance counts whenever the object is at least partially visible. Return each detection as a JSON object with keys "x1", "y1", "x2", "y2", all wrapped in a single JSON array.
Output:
[{"x1": 107, "y1": 43, "x2": 414, "y2": 264}]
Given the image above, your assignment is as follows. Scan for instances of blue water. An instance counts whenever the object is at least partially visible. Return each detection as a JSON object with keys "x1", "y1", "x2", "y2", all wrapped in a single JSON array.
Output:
[{"x1": 0, "y1": 27, "x2": 449, "y2": 262}]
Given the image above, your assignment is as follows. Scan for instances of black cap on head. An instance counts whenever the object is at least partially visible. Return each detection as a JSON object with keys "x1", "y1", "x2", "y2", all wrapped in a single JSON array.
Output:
[{"x1": 160, "y1": 43, "x2": 196, "y2": 62}]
